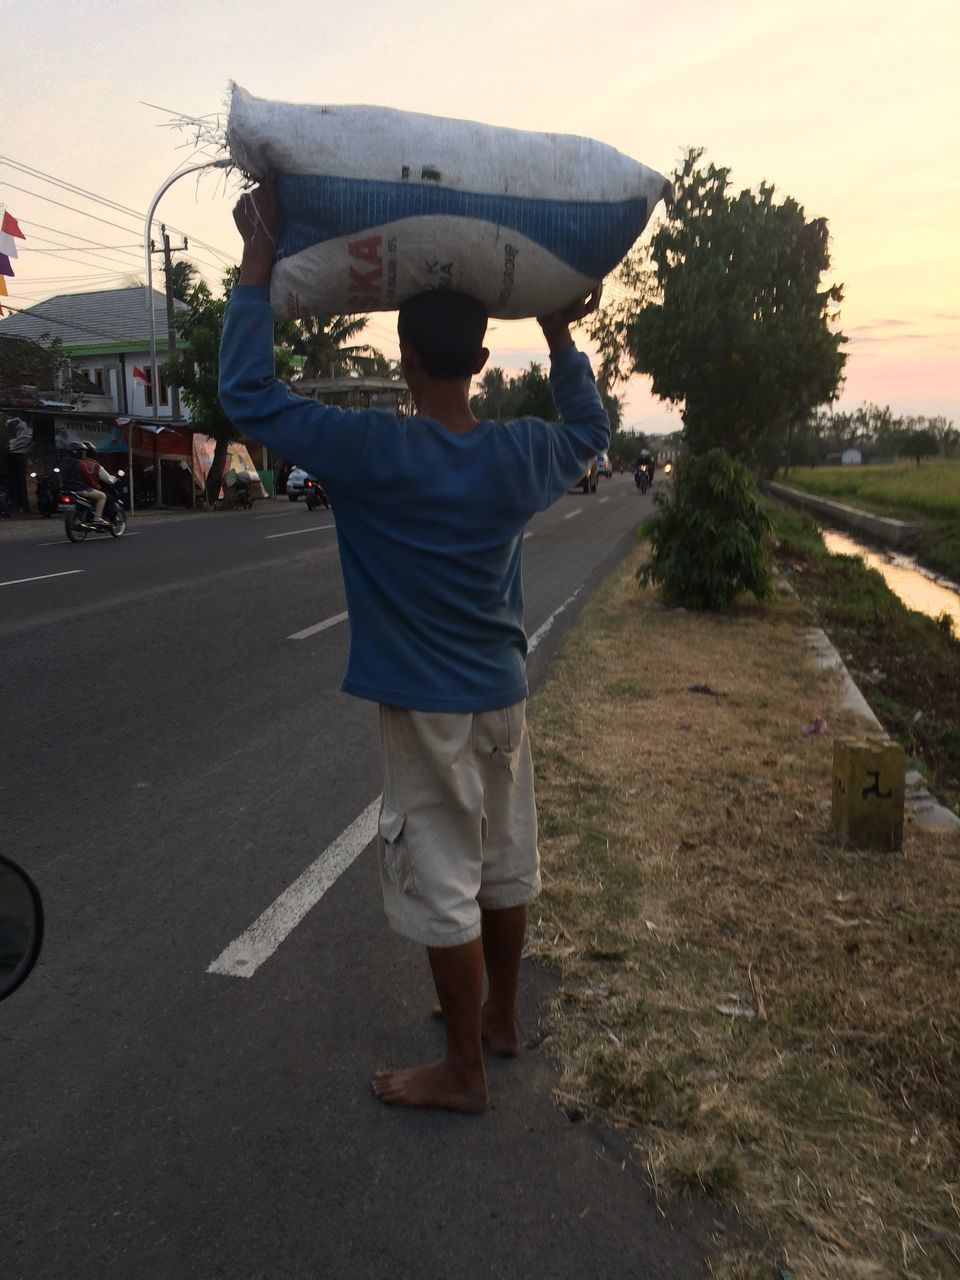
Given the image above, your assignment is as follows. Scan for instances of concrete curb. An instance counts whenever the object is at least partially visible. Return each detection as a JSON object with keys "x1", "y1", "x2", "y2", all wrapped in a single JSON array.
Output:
[
  {"x1": 768, "y1": 481, "x2": 924, "y2": 548},
  {"x1": 805, "y1": 625, "x2": 959, "y2": 835}
]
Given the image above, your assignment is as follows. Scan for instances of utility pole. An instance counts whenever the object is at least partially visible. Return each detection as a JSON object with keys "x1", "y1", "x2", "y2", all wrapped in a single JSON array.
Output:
[{"x1": 150, "y1": 223, "x2": 187, "y2": 505}]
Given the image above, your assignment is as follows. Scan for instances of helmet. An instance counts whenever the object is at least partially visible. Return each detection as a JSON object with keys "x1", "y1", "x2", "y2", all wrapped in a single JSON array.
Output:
[
  {"x1": 66, "y1": 441, "x2": 84, "y2": 455},
  {"x1": 80, "y1": 440, "x2": 97, "y2": 455}
]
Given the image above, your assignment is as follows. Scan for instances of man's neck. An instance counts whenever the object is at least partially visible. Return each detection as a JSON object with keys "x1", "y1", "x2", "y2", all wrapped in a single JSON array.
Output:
[{"x1": 413, "y1": 384, "x2": 479, "y2": 435}]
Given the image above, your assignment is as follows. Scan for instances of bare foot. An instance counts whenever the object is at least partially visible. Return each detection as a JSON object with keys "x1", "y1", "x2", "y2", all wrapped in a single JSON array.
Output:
[
  {"x1": 431, "y1": 1003, "x2": 520, "y2": 1058},
  {"x1": 371, "y1": 1058, "x2": 488, "y2": 1114}
]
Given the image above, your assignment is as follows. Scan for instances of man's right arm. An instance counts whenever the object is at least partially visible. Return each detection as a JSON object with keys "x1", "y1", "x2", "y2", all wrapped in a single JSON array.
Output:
[{"x1": 218, "y1": 177, "x2": 369, "y2": 488}]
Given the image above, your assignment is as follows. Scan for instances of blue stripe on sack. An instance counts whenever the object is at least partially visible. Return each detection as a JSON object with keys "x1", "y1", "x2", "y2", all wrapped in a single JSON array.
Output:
[{"x1": 276, "y1": 174, "x2": 648, "y2": 280}]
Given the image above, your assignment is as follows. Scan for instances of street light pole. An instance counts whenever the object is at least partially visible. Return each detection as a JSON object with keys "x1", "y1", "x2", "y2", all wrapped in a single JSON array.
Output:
[{"x1": 144, "y1": 158, "x2": 231, "y2": 506}]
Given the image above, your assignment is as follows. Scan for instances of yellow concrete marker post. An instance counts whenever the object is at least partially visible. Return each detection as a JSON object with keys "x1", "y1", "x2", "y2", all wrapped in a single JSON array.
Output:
[{"x1": 832, "y1": 736, "x2": 905, "y2": 852}]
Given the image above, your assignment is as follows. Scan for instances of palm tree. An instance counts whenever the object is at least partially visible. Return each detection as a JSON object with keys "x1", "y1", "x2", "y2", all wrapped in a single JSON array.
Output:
[
  {"x1": 293, "y1": 314, "x2": 383, "y2": 379},
  {"x1": 168, "y1": 259, "x2": 199, "y2": 304}
]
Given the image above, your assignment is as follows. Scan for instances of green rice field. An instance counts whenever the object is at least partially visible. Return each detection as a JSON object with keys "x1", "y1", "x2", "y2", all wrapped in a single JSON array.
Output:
[
  {"x1": 783, "y1": 460, "x2": 960, "y2": 520},
  {"x1": 781, "y1": 461, "x2": 960, "y2": 581}
]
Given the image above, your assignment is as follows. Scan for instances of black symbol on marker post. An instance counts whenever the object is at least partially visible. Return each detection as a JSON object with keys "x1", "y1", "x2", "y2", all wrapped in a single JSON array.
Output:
[{"x1": 861, "y1": 771, "x2": 893, "y2": 801}]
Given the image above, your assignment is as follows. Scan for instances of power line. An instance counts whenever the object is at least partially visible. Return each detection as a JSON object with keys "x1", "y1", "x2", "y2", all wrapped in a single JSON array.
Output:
[
  {"x1": 20, "y1": 221, "x2": 145, "y2": 266},
  {"x1": 2, "y1": 180, "x2": 156, "y2": 239},
  {"x1": 18, "y1": 242, "x2": 148, "y2": 276},
  {"x1": 20, "y1": 243, "x2": 144, "y2": 254},
  {"x1": 0, "y1": 155, "x2": 237, "y2": 264}
]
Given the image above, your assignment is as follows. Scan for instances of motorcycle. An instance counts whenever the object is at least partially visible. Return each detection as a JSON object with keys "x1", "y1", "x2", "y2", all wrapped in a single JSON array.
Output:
[
  {"x1": 33, "y1": 471, "x2": 62, "y2": 518},
  {"x1": 60, "y1": 482, "x2": 127, "y2": 542},
  {"x1": 634, "y1": 464, "x2": 652, "y2": 494},
  {"x1": 304, "y1": 478, "x2": 330, "y2": 511},
  {"x1": 234, "y1": 476, "x2": 255, "y2": 509}
]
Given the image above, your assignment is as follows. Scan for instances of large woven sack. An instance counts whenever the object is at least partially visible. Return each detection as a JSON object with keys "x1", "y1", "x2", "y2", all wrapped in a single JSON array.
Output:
[{"x1": 226, "y1": 85, "x2": 670, "y2": 320}]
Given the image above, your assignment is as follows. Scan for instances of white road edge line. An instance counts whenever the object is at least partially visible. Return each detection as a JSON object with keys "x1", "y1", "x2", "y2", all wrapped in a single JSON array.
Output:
[
  {"x1": 599, "y1": 497, "x2": 610, "y2": 505},
  {"x1": 564, "y1": 508, "x2": 582, "y2": 520},
  {"x1": 528, "y1": 586, "x2": 582, "y2": 654},
  {"x1": 207, "y1": 797, "x2": 382, "y2": 978},
  {"x1": 0, "y1": 569, "x2": 85, "y2": 588},
  {"x1": 208, "y1": 585, "x2": 586, "y2": 977},
  {"x1": 265, "y1": 524, "x2": 334, "y2": 541},
  {"x1": 288, "y1": 611, "x2": 348, "y2": 641}
]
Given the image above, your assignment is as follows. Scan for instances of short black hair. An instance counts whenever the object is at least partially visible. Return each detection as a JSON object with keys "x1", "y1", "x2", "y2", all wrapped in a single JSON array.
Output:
[{"x1": 397, "y1": 290, "x2": 488, "y2": 380}]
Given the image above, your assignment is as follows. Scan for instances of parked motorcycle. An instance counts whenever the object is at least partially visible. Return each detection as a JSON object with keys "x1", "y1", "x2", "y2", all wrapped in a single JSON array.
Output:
[
  {"x1": 32, "y1": 471, "x2": 62, "y2": 517},
  {"x1": 234, "y1": 476, "x2": 255, "y2": 509},
  {"x1": 304, "y1": 478, "x2": 330, "y2": 511},
  {"x1": 60, "y1": 482, "x2": 127, "y2": 542}
]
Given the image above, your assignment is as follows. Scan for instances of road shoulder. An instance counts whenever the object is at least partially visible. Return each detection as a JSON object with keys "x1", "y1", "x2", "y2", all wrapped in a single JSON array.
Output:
[{"x1": 527, "y1": 547, "x2": 959, "y2": 1279}]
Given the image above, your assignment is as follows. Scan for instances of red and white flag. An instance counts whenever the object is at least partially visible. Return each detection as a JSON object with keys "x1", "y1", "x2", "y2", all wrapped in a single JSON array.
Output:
[{"x1": 132, "y1": 366, "x2": 152, "y2": 383}]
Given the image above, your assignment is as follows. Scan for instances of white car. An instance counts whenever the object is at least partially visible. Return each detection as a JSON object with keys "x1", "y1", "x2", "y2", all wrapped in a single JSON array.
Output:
[{"x1": 285, "y1": 467, "x2": 313, "y2": 501}]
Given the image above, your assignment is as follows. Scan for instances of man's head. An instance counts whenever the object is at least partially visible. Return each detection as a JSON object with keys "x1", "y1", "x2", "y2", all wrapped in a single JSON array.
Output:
[{"x1": 397, "y1": 290, "x2": 489, "y2": 387}]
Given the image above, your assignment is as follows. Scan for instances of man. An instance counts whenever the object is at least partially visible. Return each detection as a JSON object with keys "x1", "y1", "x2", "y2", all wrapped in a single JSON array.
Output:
[
  {"x1": 60, "y1": 442, "x2": 108, "y2": 526},
  {"x1": 219, "y1": 176, "x2": 609, "y2": 1114}
]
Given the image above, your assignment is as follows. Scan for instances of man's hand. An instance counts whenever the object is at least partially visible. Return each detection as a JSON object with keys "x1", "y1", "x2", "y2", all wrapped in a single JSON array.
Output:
[
  {"x1": 537, "y1": 285, "x2": 603, "y2": 354},
  {"x1": 234, "y1": 173, "x2": 281, "y2": 286}
]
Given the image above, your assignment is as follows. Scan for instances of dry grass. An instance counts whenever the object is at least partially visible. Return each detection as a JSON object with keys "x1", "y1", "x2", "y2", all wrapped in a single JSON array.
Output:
[{"x1": 527, "y1": 549, "x2": 960, "y2": 1279}]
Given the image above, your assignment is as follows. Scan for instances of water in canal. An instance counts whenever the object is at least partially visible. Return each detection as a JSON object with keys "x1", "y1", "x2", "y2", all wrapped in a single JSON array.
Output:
[{"x1": 821, "y1": 529, "x2": 960, "y2": 632}]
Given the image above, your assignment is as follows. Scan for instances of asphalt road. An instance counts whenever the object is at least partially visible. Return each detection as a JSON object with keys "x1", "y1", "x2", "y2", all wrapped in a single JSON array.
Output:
[{"x1": 1, "y1": 474, "x2": 722, "y2": 1279}]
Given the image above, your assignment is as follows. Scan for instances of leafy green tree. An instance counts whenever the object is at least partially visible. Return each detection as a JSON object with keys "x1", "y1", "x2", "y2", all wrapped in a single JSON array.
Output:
[
  {"x1": 471, "y1": 367, "x2": 509, "y2": 420},
  {"x1": 510, "y1": 363, "x2": 558, "y2": 420},
  {"x1": 470, "y1": 363, "x2": 563, "y2": 422},
  {"x1": 0, "y1": 332, "x2": 71, "y2": 400},
  {"x1": 163, "y1": 269, "x2": 297, "y2": 504},
  {"x1": 637, "y1": 449, "x2": 773, "y2": 610},
  {"x1": 591, "y1": 148, "x2": 847, "y2": 472},
  {"x1": 903, "y1": 427, "x2": 939, "y2": 466}
]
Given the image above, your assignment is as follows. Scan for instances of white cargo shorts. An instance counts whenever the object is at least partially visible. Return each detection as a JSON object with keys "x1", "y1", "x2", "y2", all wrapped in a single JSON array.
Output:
[{"x1": 376, "y1": 700, "x2": 540, "y2": 948}]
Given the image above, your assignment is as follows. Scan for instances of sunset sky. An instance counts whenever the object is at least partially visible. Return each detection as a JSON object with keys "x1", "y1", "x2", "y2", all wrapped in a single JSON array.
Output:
[{"x1": 3, "y1": 0, "x2": 957, "y2": 433}]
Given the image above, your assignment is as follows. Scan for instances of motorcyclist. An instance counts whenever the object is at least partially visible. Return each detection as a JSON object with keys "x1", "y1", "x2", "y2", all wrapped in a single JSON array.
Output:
[
  {"x1": 634, "y1": 453, "x2": 660, "y2": 486},
  {"x1": 81, "y1": 441, "x2": 118, "y2": 490},
  {"x1": 61, "y1": 442, "x2": 109, "y2": 527}
]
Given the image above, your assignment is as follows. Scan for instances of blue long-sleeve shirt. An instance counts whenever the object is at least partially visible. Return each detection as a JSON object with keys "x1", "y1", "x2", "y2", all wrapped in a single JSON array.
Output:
[{"x1": 219, "y1": 284, "x2": 609, "y2": 712}]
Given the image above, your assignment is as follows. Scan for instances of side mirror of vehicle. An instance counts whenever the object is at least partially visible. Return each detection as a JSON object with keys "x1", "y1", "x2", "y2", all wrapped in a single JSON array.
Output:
[{"x1": 0, "y1": 855, "x2": 44, "y2": 1004}]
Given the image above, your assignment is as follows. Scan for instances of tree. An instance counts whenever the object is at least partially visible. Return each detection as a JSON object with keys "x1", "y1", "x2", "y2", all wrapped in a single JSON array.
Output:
[
  {"x1": 469, "y1": 363, "x2": 560, "y2": 422},
  {"x1": 167, "y1": 259, "x2": 199, "y2": 304},
  {"x1": 163, "y1": 269, "x2": 296, "y2": 504},
  {"x1": 903, "y1": 427, "x2": 939, "y2": 466},
  {"x1": 637, "y1": 449, "x2": 773, "y2": 610},
  {"x1": 471, "y1": 367, "x2": 509, "y2": 420},
  {"x1": 591, "y1": 148, "x2": 847, "y2": 472},
  {"x1": 293, "y1": 314, "x2": 381, "y2": 379},
  {"x1": 0, "y1": 332, "x2": 71, "y2": 400}
]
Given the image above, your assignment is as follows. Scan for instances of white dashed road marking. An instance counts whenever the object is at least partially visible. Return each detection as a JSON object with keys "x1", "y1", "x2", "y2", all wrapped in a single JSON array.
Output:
[
  {"x1": 265, "y1": 524, "x2": 334, "y2": 541},
  {"x1": 564, "y1": 508, "x2": 582, "y2": 520},
  {"x1": 208, "y1": 797, "x2": 382, "y2": 978},
  {"x1": 288, "y1": 611, "x2": 348, "y2": 641},
  {"x1": 0, "y1": 569, "x2": 85, "y2": 588}
]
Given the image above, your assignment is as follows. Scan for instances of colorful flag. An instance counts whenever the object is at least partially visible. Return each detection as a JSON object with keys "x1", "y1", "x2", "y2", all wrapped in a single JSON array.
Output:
[
  {"x1": 0, "y1": 253, "x2": 14, "y2": 277},
  {"x1": 0, "y1": 276, "x2": 7, "y2": 297},
  {"x1": 0, "y1": 232, "x2": 18, "y2": 260},
  {"x1": 132, "y1": 366, "x2": 152, "y2": 382},
  {"x1": 1, "y1": 210, "x2": 25, "y2": 238}
]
